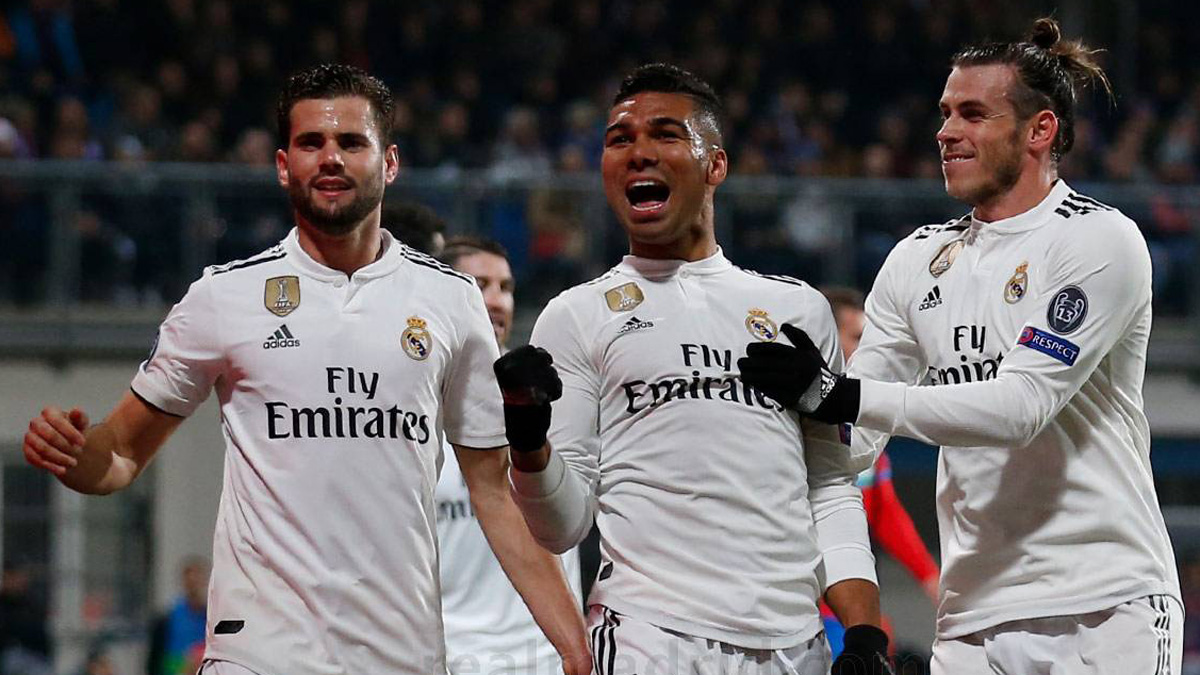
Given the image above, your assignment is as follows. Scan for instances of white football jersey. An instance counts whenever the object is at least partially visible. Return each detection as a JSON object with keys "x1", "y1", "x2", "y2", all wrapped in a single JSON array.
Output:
[
  {"x1": 132, "y1": 229, "x2": 506, "y2": 675},
  {"x1": 435, "y1": 444, "x2": 581, "y2": 675},
  {"x1": 849, "y1": 180, "x2": 1181, "y2": 639},
  {"x1": 510, "y1": 249, "x2": 876, "y2": 650}
]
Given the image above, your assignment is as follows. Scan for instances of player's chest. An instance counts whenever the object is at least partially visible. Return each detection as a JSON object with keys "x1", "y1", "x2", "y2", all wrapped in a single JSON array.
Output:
[
  {"x1": 908, "y1": 242, "x2": 1045, "y2": 384},
  {"x1": 223, "y1": 278, "x2": 452, "y2": 399},
  {"x1": 596, "y1": 279, "x2": 793, "y2": 395}
]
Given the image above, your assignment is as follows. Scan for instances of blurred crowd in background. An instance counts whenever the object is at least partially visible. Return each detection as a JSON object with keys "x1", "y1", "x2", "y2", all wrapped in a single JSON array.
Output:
[
  {"x1": 0, "y1": 0, "x2": 1198, "y2": 182},
  {"x1": 0, "y1": 0, "x2": 1197, "y2": 317}
]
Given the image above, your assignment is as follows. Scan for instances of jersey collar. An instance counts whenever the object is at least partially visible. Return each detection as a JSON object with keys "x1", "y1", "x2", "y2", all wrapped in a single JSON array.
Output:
[
  {"x1": 969, "y1": 179, "x2": 1073, "y2": 236},
  {"x1": 282, "y1": 227, "x2": 404, "y2": 282},
  {"x1": 617, "y1": 246, "x2": 733, "y2": 280}
]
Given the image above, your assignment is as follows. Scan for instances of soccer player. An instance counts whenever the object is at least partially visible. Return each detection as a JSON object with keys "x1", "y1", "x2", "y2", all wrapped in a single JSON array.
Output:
[
  {"x1": 495, "y1": 64, "x2": 892, "y2": 675},
  {"x1": 740, "y1": 19, "x2": 1183, "y2": 674},
  {"x1": 435, "y1": 236, "x2": 583, "y2": 675},
  {"x1": 21, "y1": 64, "x2": 589, "y2": 675}
]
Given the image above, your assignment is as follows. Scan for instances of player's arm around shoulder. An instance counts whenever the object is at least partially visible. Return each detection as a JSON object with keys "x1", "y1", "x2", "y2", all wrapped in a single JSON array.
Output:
[
  {"x1": 24, "y1": 391, "x2": 184, "y2": 495},
  {"x1": 454, "y1": 443, "x2": 591, "y2": 675}
]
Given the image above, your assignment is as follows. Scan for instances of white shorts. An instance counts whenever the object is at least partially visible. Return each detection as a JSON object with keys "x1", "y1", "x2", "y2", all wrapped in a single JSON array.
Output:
[
  {"x1": 587, "y1": 605, "x2": 830, "y2": 675},
  {"x1": 931, "y1": 595, "x2": 1183, "y2": 675},
  {"x1": 198, "y1": 660, "x2": 262, "y2": 675}
]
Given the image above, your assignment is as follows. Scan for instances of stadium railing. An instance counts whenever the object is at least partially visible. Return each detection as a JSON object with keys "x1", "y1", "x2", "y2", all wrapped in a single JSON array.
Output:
[{"x1": 1, "y1": 159, "x2": 1197, "y2": 371}]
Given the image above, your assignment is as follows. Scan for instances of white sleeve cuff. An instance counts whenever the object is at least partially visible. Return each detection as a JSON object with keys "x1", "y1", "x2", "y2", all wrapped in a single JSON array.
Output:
[
  {"x1": 510, "y1": 448, "x2": 568, "y2": 498},
  {"x1": 814, "y1": 494, "x2": 877, "y2": 589},
  {"x1": 856, "y1": 379, "x2": 907, "y2": 436},
  {"x1": 508, "y1": 451, "x2": 591, "y2": 553}
]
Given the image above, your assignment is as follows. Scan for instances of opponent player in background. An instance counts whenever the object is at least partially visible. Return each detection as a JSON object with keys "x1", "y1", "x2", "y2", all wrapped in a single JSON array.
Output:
[
  {"x1": 496, "y1": 63, "x2": 892, "y2": 675},
  {"x1": 820, "y1": 287, "x2": 940, "y2": 658},
  {"x1": 740, "y1": 19, "x2": 1183, "y2": 674},
  {"x1": 22, "y1": 64, "x2": 589, "y2": 675},
  {"x1": 435, "y1": 236, "x2": 583, "y2": 675}
]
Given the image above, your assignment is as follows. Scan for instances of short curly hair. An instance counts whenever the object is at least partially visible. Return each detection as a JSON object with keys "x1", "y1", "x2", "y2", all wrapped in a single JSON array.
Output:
[{"x1": 276, "y1": 64, "x2": 394, "y2": 148}]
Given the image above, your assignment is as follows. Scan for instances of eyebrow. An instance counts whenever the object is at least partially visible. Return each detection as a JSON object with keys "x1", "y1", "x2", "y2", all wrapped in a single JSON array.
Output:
[
  {"x1": 293, "y1": 131, "x2": 372, "y2": 144},
  {"x1": 942, "y1": 98, "x2": 992, "y2": 111},
  {"x1": 605, "y1": 116, "x2": 692, "y2": 134}
]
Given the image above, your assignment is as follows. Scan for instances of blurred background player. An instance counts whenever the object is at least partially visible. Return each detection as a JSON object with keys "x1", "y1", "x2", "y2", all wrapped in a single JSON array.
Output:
[
  {"x1": 21, "y1": 64, "x2": 589, "y2": 675},
  {"x1": 436, "y1": 235, "x2": 583, "y2": 675},
  {"x1": 497, "y1": 63, "x2": 891, "y2": 675},
  {"x1": 146, "y1": 555, "x2": 209, "y2": 675},
  {"x1": 383, "y1": 200, "x2": 447, "y2": 257},
  {"x1": 819, "y1": 287, "x2": 940, "y2": 658},
  {"x1": 740, "y1": 19, "x2": 1184, "y2": 674}
]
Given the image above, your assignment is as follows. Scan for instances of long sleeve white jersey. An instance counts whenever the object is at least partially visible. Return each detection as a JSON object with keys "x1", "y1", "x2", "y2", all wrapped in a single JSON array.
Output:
[
  {"x1": 435, "y1": 442, "x2": 581, "y2": 674},
  {"x1": 849, "y1": 180, "x2": 1181, "y2": 639},
  {"x1": 510, "y1": 249, "x2": 876, "y2": 649},
  {"x1": 131, "y1": 229, "x2": 507, "y2": 675}
]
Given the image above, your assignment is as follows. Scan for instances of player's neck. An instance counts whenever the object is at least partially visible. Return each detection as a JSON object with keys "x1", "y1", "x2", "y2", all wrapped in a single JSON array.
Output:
[
  {"x1": 972, "y1": 165, "x2": 1057, "y2": 223},
  {"x1": 628, "y1": 207, "x2": 719, "y2": 262},
  {"x1": 295, "y1": 214, "x2": 384, "y2": 276},
  {"x1": 629, "y1": 233, "x2": 718, "y2": 262}
]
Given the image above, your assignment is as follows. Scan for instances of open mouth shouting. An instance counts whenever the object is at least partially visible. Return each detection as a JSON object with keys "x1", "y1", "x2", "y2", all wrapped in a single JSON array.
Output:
[{"x1": 625, "y1": 178, "x2": 671, "y2": 219}]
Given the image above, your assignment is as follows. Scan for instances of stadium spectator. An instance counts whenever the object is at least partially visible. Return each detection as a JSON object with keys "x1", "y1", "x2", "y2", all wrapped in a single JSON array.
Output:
[{"x1": 146, "y1": 556, "x2": 209, "y2": 675}]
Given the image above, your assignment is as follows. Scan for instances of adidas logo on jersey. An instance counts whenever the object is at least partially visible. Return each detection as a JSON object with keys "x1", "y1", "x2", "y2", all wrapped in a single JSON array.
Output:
[
  {"x1": 617, "y1": 315, "x2": 655, "y2": 335},
  {"x1": 919, "y1": 285, "x2": 943, "y2": 311},
  {"x1": 263, "y1": 324, "x2": 300, "y2": 349}
]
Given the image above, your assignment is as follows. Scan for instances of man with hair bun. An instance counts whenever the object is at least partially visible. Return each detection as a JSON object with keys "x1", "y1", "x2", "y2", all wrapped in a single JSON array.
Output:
[{"x1": 740, "y1": 19, "x2": 1183, "y2": 673}]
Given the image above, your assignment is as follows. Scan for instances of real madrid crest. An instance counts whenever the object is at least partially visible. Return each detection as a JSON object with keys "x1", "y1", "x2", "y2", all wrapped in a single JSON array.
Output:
[
  {"x1": 745, "y1": 308, "x2": 778, "y2": 342},
  {"x1": 401, "y1": 316, "x2": 433, "y2": 361},
  {"x1": 929, "y1": 239, "x2": 964, "y2": 278},
  {"x1": 1004, "y1": 262, "x2": 1029, "y2": 304},
  {"x1": 265, "y1": 275, "x2": 300, "y2": 316},
  {"x1": 605, "y1": 282, "x2": 644, "y2": 312}
]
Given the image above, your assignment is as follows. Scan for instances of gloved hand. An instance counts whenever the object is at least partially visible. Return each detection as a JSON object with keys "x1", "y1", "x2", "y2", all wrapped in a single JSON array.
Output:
[
  {"x1": 493, "y1": 346, "x2": 562, "y2": 453},
  {"x1": 831, "y1": 625, "x2": 894, "y2": 675},
  {"x1": 737, "y1": 323, "x2": 860, "y2": 424}
]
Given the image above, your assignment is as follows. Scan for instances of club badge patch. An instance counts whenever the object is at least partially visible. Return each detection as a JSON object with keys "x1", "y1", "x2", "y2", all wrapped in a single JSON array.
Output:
[
  {"x1": 1018, "y1": 326, "x2": 1080, "y2": 366},
  {"x1": 1047, "y1": 285, "x2": 1088, "y2": 334},
  {"x1": 401, "y1": 316, "x2": 432, "y2": 361},
  {"x1": 1004, "y1": 262, "x2": 1029, "y2": 304},
  {"x1": 745, "y1": 308, "x2": 778, "y2": 342},
  {"x1": 265, "y1": 276, "x2": 300, "y2": 317},
  {"x1": 929, "y1": 239, "x2": 964, "y2": 278},
  {"x1": 605, "y1": 282, "x2": 644, "y2": 312}
]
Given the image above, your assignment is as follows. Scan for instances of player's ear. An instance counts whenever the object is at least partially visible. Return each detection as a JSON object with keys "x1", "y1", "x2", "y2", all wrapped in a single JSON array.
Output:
[
  {"x1": 384, "y1": 144, "x2": 401, "y2": 185},
  {"x1": 706, "y1": 146, "x2": 728, "y2": 187},
  {"x1": 1028, "y1": 110, "x2": 1058, "y2": 156},
  {"x1": 275, "y1": 148, "x2": 290, "y2": 187}
]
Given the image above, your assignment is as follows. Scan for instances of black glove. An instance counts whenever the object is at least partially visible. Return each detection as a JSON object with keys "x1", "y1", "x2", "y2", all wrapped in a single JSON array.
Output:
[
  {"x1": 737, "y1": 322, "x2": 861, "y2": 424},
  {"x1": 831, "y1": 625, "x2": 894, "y2": 675},
  {"x1": 493, "y1": 346, "x2": 563, "y2": 453}
]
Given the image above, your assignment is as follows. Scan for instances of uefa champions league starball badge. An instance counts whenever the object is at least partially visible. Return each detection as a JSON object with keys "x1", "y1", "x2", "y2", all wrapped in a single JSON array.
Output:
[
  {"x1": 745, "y1": 308, "x2": 778, "y2": 342},
  {"x1": 1005, "y1": 262, "x2": 1029, "y2": 304},
  {"x1": 401, "y1": 316, "x2": 432, "y2": 360}
]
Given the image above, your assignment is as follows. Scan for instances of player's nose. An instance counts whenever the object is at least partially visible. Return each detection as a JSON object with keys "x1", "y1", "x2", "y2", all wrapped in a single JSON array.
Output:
[
  {"x1": 627, "y1": 135, "x2": 659, "y2": 169},
  {"x1": 936, "y1": 117, "x2": 961, "y2": 145}
]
